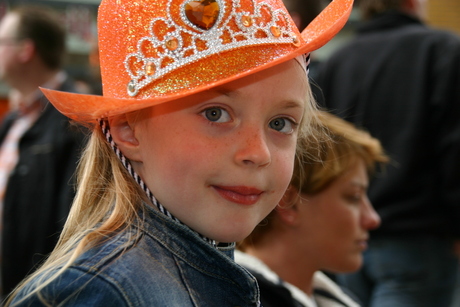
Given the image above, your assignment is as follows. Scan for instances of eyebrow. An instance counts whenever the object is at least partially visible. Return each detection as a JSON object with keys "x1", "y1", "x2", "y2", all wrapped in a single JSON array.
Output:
[
  {"x1": 211, "y1": 87, "x2": 237, "y2": 98},
  {"x1": 279, "y1": 100, "x2": 304, "y2": 110}
]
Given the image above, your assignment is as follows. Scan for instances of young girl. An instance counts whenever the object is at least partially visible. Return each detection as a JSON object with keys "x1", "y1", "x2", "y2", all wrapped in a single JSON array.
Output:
[
  {"x1": 6, "y1": 0, "x2": 352, "y2": 305},
  {"x1": 237, "y1": 111, "x2": 388, "y2": 307}
]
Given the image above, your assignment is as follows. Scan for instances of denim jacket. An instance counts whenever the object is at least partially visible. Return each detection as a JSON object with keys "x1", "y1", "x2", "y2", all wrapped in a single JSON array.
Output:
[{"x1": 12, "y1": 204, "x2": 260, "y2": 306}]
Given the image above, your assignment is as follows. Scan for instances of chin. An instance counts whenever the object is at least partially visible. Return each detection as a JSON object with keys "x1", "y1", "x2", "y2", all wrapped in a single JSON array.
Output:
[
  {"x1": 331, "y1": 257, "x2": 363, "y2": 274},
  {"x1": 343, "y1": 257, "x2": 363, "y2": 273}
]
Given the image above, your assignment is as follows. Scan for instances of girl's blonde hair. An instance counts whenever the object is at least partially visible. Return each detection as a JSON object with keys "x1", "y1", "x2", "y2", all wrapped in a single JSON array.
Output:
[
  {"x1": 239, "y1": 110, "x2": 388, "y2": 250},
  {"x1": 6, "y1": 72, "x2": 317, "y2": 306},
  {"x1": 5, "y1": 128, "x2": 146, "y2": 306}
]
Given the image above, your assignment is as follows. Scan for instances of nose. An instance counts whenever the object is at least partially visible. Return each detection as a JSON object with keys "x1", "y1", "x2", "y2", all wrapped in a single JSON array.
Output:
[
  {"x1": 233, "y1": 126, "x2": 271, "y2": 167},
  {"x1": 361, "y1": 197, "x2": 381, "y2": 230}
]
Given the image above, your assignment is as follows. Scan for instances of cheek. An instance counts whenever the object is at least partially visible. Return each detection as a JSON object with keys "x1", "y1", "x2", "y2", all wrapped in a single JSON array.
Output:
[
  {"x1": 147, "y1": 133, "x2": 223, "y2": 179},
  {"x1": 331, "y1": 206, "x2": 362, "y2": 245},
  {"x1": 272, "y1": 149, "x2": 296, "y2": 189},
  {"x1": 314, "y1": 201, "x2": 356, "y2": 240},
  {"x1": 277, "y1": 153, "x2": 293, "y2": 170}
]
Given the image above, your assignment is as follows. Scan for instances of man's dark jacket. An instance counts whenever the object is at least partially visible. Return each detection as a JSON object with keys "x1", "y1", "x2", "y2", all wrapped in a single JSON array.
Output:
[
  {"x1": 0, "y1": 77, "x2": 86, "y2": 295},
  {"x1": 316, "y1": 12, "x2": 460, "y2": 238}
]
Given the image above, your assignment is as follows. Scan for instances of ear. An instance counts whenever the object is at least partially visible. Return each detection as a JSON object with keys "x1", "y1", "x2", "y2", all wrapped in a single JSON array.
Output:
[
  {"x1": 408, "y1": 0, "x2": 427, "y2": 19},
  {"x1": 276, "y1": 186, "x2": 301, "y2": 226},
  {"x1": 402, "y1": 0, "x2": 423, "y2": 17},
  {"x1": 17, "y1": 39, "x2": 35, "y2": 63},
  {"x1": 403, "y1": 0, "x2": 416, "y2": 9},
  {"x1": 108, "y1": 114, "x2": 142, "y2": 162}
]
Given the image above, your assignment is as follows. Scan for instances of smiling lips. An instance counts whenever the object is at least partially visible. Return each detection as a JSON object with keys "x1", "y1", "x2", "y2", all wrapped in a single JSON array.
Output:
[{"x1": 213, "y1": 185, "x2": 264, "y2": 205}]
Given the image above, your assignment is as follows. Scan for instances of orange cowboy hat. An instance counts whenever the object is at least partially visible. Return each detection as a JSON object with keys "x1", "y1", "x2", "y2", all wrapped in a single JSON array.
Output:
[{"x1": 42, "y1": 0, "x2": 353, "y2": 123}]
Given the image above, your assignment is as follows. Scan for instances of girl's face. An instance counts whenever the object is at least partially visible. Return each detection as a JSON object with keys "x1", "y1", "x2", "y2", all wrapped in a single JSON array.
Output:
[
  {"x1": 124, "y1": 59, "x2": 308, "y2": 243},
  {"x1": 297, "y1": 159, "x2": 381, "y2": 272}
]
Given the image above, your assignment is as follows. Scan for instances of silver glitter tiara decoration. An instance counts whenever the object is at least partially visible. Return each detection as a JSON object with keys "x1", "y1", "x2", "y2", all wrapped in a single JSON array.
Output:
[{"x1": 125, "y1": 0, "x2": 299, "y2": 96}]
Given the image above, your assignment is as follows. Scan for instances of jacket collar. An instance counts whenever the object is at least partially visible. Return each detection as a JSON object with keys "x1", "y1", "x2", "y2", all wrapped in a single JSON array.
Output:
[
  {"x1": 235, "y1": 250, "x2": 315, "y2": 307},
  {"x1": 139, "y1": 204, "x2": 260, "y2": 302},
  {"x1": 235, "y1": 251, "x2": 362, "y2": 307}
]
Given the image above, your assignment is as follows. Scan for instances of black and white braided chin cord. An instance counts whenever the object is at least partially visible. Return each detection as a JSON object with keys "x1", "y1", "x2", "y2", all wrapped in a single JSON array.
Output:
[
  {"x1": 305, "y1": 53, "x2": 311, "y2": 76},
  {"x1": 99, "y1": 119, "x2": 216, "y2": 247}
]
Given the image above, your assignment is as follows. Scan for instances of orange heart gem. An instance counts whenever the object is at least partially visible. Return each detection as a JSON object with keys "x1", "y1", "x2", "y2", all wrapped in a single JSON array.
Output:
[{"x1": 185, "y1": 0, "x2": 220, "y2": 30}]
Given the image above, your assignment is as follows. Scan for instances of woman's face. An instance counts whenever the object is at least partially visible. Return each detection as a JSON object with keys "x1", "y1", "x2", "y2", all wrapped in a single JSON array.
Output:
[
  {"x1": 297, "y1": 159, "x2": 381, "y2": 272},
  {"x1": 126, "y1": 59, "x2": 309, "y2": 243}
]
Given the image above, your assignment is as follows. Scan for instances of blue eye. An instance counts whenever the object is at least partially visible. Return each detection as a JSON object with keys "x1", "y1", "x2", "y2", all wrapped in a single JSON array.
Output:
[
  {"x1": 269, "y1": 117, "x2": 295, "y2": 134},
  {"x1": 202, "y1": 107, "x2": 231, "y2": 123}
]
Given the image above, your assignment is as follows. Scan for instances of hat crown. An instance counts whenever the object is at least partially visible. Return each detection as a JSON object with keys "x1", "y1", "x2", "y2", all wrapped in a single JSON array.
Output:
[{"x1": 98, "y1": 0, "x2": 301, "y2": 99}]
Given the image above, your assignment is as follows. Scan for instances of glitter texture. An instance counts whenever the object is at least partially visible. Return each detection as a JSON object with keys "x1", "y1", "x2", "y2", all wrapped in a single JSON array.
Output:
[{"x1": 124, "y1": 0, "x2": 300, "y2": 97}]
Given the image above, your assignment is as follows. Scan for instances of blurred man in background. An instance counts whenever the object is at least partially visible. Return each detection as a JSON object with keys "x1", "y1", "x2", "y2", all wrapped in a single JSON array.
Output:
[{"x1": 0, "y1": 5, "x2": 85, "y2": 297}]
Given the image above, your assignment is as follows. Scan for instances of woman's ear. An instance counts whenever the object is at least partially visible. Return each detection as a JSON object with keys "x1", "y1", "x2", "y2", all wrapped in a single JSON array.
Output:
[
  {"x1": 276, "y1": 186, "x2": 301, "y2": 226},
  {"x1": 108, "y1": 114, "x2": 141, "y2": 162}
]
